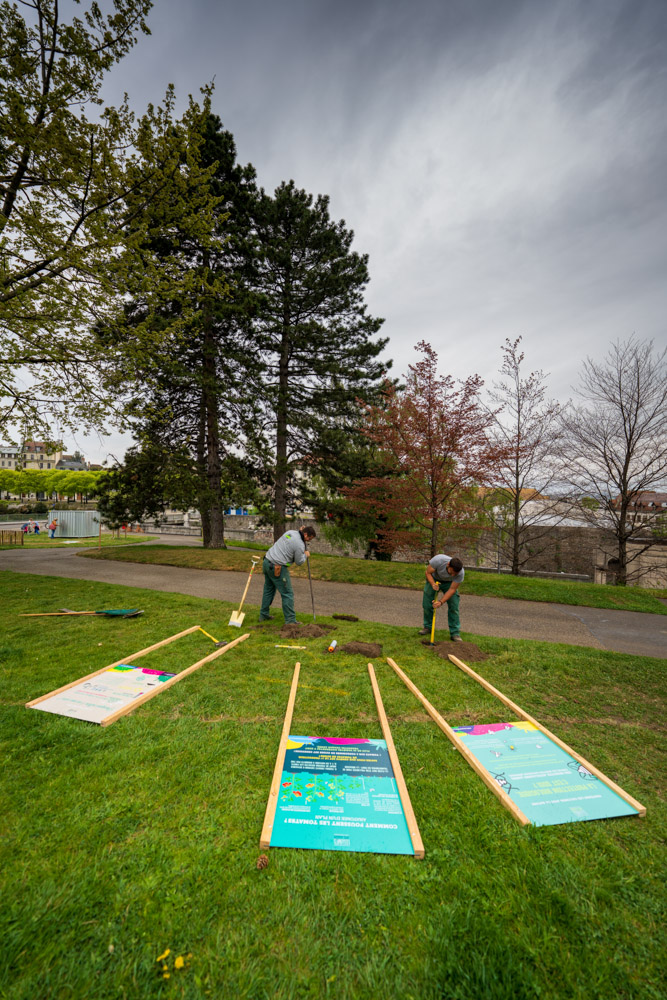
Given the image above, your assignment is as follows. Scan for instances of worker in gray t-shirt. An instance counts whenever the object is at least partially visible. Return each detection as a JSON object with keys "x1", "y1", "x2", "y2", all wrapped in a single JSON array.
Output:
[
  {"x1": 260, "y1": 525, "x2": 317, "y2": 623},
  {"x1": 419, "y1": 554, "x2": 464, "y2": 641}
]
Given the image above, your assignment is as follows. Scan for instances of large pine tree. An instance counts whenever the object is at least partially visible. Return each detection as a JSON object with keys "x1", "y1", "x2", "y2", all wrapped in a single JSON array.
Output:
[
  {"x1": 249, "y1": 181, "x2": 388, "y2": 539},
  {"x1": 107, "y1": 115, "x2": 260, "y2": 547}
]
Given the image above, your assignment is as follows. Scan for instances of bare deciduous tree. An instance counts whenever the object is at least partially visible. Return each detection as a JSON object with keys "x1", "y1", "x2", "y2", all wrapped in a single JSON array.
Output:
[
  {"x1": 486, "y1": 338, "x2": 567, "y2": 574},
  {"x1": 561, "y1": 337, "x2": 667, "y2": 585}
]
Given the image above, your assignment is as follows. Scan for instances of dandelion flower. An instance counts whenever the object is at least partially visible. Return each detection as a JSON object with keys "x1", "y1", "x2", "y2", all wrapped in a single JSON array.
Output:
[
  {"x1": 174, "y1": 956, "x2": 185, "y2": 970},
  {"x1": 156, "y1": 949, "x2": 171, "y2": 962}
]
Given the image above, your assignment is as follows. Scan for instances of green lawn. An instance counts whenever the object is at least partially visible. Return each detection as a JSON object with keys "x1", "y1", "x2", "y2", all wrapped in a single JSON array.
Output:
[
  {"x1": 0, "y1": 533, "x2": 157, "y2": 551},
  {"x1": 1, "y1": 570, "x2": 664, "y2": 1000},
  {"x1": 82, "y1": 544, "x2": 667, "y2": 615}
]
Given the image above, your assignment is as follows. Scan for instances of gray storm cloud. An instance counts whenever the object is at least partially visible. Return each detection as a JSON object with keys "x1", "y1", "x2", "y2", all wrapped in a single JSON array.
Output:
[{"x1": 89, "y1": 0, "x2": 666, "y2": 462}]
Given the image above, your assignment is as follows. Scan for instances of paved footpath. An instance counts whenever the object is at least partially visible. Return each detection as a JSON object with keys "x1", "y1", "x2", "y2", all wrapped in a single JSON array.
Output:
[{"x1": 2, "y1": 542, "x2": 666, "y2": 659}]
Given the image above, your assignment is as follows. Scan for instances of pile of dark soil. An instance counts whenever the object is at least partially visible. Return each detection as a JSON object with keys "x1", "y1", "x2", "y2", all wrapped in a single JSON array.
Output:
[
  {"x1": 421, "y1": 640, "x2": 488, "y2": 662},
  {"x1": 280, "y1": 623, "x2": 335, "y2": 639},
  {"x1": 332, "y1": 614, "x2": 360, "y2": 622},
  {"x1": 339, "y1": 641, "x2": 382, "y2": 657}
]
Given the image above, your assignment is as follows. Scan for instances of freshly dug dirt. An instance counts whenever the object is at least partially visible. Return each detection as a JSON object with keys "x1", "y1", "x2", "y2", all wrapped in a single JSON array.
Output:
[
  {"x1": 280, "y1": 623, "x2": 335, "y2": 638},
  {"x1": 340, "y1": 641, "x2": 382, "y2": 657},
  {"x1": 421, "y1": 640, "x2": 488, "y2": 662},
  {"x1": 332, "y1": 614, "x2": 360, "y2": 622}
]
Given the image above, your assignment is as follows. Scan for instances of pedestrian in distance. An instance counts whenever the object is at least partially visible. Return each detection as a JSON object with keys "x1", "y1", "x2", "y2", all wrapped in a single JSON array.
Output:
[
  {"x1": 260, "y1": 525, "x2": 317, "y2": 624},
  {"x1": 33, "y1": 521, "x2": 40, "y2": 535},
  {"x1": 47, "y1": 517, "x2": 58, "y2": 539},
  {"x1": 419, "y1": 554, "x2": 464, "y2": 641}
]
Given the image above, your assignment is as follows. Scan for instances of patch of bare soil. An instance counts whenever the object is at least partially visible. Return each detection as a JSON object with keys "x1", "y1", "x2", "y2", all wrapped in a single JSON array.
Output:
[
  {"x1": 421, "y1": 640, "x2": 489, "y2": 662},
  {"x1": 332, "y1": 614, "x2": 360, "y2": 622},
  {"x1": 280, "y1": 623, "x2": 336, "y2": 638},
  {"x1": 340, "y1": 641, "x2": 382, "y2": 657}
]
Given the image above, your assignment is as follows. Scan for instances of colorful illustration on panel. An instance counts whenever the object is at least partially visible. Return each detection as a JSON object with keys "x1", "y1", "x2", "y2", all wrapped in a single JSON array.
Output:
[
  {"x1": 270, "y1": 736, "x2": 414, "y2": 854},
  {"x1": 453, "y1": 721, "x2": 639, "y2": 825},
  {"x1": 30, "y1": 664, "x2": 176, "y2": 724}
]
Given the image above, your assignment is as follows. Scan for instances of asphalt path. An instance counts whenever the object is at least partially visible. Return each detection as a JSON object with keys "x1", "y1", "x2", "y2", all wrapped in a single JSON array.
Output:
[{"x1": 2, "y1": 540, "x2": 665, "y2": 658}]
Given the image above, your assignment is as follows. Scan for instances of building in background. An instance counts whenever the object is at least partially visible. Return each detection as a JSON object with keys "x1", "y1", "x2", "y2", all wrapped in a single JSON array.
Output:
[
  {"x1": 56, "y1": 451, "x2": 87, "y2": 471},
  {"x1": 0, "y1": 444, "x2": 21, "y2": 469},
  {"x1": 0, "y1": 441, "x2": 63, "y2": 470}
]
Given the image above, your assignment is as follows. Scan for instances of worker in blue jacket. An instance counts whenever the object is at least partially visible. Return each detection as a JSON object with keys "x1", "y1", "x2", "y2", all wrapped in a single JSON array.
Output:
[{"x1": 260, "y1": 525, "x2": 317, "y2": 623}]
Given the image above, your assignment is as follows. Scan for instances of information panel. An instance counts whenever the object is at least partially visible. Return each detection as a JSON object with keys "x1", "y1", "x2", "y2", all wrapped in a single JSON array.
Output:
[
  {"x1": 30, "y1": 664, "x2": 175, "y2": 724},
  {"x1": 454, "y1": 721, "x2": 639, "y2": 825},
  {"x1": 269, "y1": 736, "x2": 414, "y2": 854}
]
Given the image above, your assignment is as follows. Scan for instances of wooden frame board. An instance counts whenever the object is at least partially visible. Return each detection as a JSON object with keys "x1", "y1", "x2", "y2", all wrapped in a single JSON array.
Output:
[
  {"x1": 260, "y1": 662, "x2": 301, "y2": 849},
  {"x1": 387, "y1": 657, "x2": 531, "y2": 825},
  {"x1": 387, "y1": 654, "x2": 645, "y2": 825},
  {"x1": 447, "y1": 653, "x2": 645, "y2": 817},
  {"x1": 260, "y1": 662, "x2": 424, "y2": 857},
  {"x1": 367, "y1": 663, "x2": 425, "y2": 858},
  {"x1": 27, "y1": 627, "x2": 250, "y2": 726}
]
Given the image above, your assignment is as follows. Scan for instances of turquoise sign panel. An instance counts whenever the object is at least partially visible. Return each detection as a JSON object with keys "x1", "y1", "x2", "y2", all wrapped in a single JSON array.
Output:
[
  {"x1": 270, "y1": 736, "x2": 414, "y2": 854},
  {"x1": 453, "y1": 722, "x2": 639, "y2": 826}
]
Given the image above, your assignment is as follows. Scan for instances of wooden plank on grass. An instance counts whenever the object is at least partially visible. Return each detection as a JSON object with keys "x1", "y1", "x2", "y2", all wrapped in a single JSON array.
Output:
[
  {"x1": 26, "y1": 625, "x2": 205, "y2": 707},
  {"x1": 27, "y1": 629, "x2": 250, "y2": 727},
  {"x1": 260, "y1": 662, "x2": 301, "y2": 850},
  {"x1": 99, "y1": 632, "x2": 250, "y2": 726},
  {"x1": 447, "y1": 653, "x2": 646, "y2": 817},
  {"x1": 368, "y1": 662, "x2": 425, "y2": 857},
  {"x1": 386, "y1": 657, "x2": 530, "y2": 827}
]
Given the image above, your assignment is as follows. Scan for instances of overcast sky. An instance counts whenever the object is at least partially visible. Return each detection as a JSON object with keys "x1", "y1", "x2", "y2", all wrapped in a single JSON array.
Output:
[{"x1": 77, "y1": 0, "x2": 666, "y2": 463}]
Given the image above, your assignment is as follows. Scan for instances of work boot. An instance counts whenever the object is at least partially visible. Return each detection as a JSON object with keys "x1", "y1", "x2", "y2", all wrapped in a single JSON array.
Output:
[
  {"x1": 258, "y1": 615, "x2": 274, "y2": 622},
  {"x1": 418, "y1": 628, "x2": 430, "y2": 635},
  {"x1": 451, "y1": 635, "x2": 462, "y2": 642}
]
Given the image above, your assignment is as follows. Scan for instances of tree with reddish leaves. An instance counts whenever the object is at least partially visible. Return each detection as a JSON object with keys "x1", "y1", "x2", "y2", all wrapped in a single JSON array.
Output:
[{"x1": 344, "y1": 341, "x2": 506, "y2": 558}]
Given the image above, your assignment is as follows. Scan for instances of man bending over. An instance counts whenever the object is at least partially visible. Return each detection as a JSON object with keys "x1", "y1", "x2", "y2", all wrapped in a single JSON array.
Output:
[
  {"x1": 260, "y1": 525, "x2": 317, "y2": 624},
  {"x1": 419, "y1": 554, "x2": 464, "y2": 642}
]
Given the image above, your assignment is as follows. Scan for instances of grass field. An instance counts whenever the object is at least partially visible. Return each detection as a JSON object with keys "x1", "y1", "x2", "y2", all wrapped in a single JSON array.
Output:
[
  {"x1": 0, "y1": 533, "x2": 157, "y2": 551},
  {"x1": 82, "y1": 544, "x2": 667, "y2": 615},
  {"x1": 1, "y1": 570, "x2": 664, "y2": 999}
]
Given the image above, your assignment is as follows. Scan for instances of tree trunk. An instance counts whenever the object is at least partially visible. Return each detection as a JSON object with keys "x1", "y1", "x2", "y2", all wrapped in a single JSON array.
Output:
[
  {"x1": 202, "y1": 315, "x2": 226, "y2": 549},
  {"x1": 617, "y1": 531, "x2": 628, "y2": 586},
  {"x1": 511, "y1": 447, "x2": 521, "y2": 575},
  {"x1": 511, "y1": 491, "x2": 521, "y2": 575},
  {"x1": 429, "y1": 516, "x2": 438, "y2": 559},
  {"x1": 273, "y1": 301, "x2": 290, "y2": 541},
  {"x1": 197, "y1": 392, "x2": 211, "y2": 547}
]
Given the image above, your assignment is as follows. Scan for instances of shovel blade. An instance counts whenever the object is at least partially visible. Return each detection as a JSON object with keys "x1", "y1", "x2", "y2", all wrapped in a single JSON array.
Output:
[{"x1": 228, "y1": 611, "x2": 245, "y2": 627}]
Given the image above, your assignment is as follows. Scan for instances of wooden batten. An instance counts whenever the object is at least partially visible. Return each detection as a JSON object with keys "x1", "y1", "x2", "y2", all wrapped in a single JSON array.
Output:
[
  {"x1": 259, "y1": 662, "x2": 301, "y2": 850},
  {"x1": 25, "y1": 625, "x2": 204, "y2": 708},
  {"x1": 386, "y1": 657, "x2": 531, "y2": 826},
  {"x1": 368, "y1": 663, "x2": 426, "y2": 858},
  {"x1": 99, "y1": 632, "x2": 250, "y2": 726},
  {"x1": 447, "y1": 653, "x2": 646, "y2": 818}
]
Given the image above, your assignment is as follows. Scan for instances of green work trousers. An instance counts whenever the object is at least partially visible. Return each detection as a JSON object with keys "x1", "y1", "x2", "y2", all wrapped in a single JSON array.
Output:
[
  {"x1": 422, "y1": 581, "x2": 460, "y2": 638},
  {"x1": 260, "y1": 558, "x2": 296, "y2": 623}
]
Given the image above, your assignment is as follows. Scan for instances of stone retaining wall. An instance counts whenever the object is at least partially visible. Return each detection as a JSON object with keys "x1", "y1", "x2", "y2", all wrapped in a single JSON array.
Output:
[{"x1": 145, "y1": 513, "x2": 666, "y2": 587}]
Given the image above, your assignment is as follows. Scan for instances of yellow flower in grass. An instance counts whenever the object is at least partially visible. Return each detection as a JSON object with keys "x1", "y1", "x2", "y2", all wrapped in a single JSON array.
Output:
[
  {"x1": 174, "y1": 956, "x2": 185, "y2": 970},
  {"x1": 156, "y1": 948, "x2": 171, "y2": 962}
]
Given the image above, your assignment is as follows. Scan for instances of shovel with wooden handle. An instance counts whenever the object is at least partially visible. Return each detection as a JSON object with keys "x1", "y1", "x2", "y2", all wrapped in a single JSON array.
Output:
[
  {"x1": 306, "y1": 556, "x2": 316, "y2": 621},
  {"x1": 21, "y1": 608, "x2": 143, "y2": 618},
  {"x1": 229, "y1": 557, "x2": 260, "y2": 627},
  {"x1": 427, "y1": 599, "x2": 438, "y2": 646}
]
